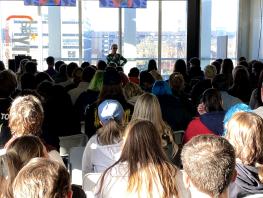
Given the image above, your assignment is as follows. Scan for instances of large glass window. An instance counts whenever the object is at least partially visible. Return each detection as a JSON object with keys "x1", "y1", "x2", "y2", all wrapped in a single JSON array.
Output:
[
  {"x1": 200, "y1": 0, "x2": 239, "y2": 68},
  {"x1": 162, "y1": 1, "x2": 187, "y2": 75},
  {"x1": 122, "y1": 1, "x2": 158, "y2": 73},
  {"x1": 82, "y1": 1, "x2": 119, "y2": 66}
]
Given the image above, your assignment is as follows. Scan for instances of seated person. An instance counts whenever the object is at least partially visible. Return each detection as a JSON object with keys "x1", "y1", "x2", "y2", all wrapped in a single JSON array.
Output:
[
  {"x1": 226, "y1": 112, "x2": 263, "y2": 197},
  {"x1": 82, "y1": 99, "x2": 124, "y2": 175},
  {"x1": 181, "y1": 134, "x2": 236, "y2": 198},
  {"x1": 95, "y1": 120, "x2": 190, "y2": 197},
  {"x1": 12, "y1": 158, "x2": 72, "y2": 198},
  {"x1": 183, "y1": 88, "x2": 225, "y2": 144}
]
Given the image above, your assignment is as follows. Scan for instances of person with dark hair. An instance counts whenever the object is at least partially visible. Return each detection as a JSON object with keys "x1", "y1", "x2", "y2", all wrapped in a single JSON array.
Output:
[
  {"x1": 183, "y1": 88, "x2": 225, "y2": 144},
  {"x1": 106, "y1": 44, "x2": 127, "y2": 67},
  {"x1": 20, "y1": 73, "x2": 37, "y2": 90},
  {"x1": 139, "y1": 70, "x2": 155, "y2": 92},
  {"x1": 58, "y1": 62, "x2": 78, "y2": 88},
  {"x1": 128, "y1": 67, "x2": 140, "y2": 84},
  {"x1": 147, "y1": 59, "x2": 157, "y2": 72},
  {"x1": 0, "y1": 60, "x2": 5, "y2": 71},
  {"x1": 238, "y1": 56, "x2": 247, "y2": 62},
  {"x1": 151, "y1": 81, "x2": 192, "y2": 132},
  {"x1": 250, "y1": 61, "x2": 263, "y2": 91},
  {"x1": 228, "y1": 65, "x2": 252, "y2": 104},
  {"x1": 188, "y1": 57, "x2": 204, "y2": 81},
  {"x1": 84, "y1": 68, "x2": 132, "y2": 138},
  {"x1": 35, "y1": 72, "x2": 53, "y2": 87},
  {"x1": 44, "y1": 56, "x2": 57, "y2": 78},
  {"x1": 211, "y1": 60, "x2": 221, "y2": 74},
  {"x1": 212, "y1": 74, "x2": 241, "y2": 110},
  {"x1": 24, "y1": 61, "x2": 37, "y2": 75},
  {"x1": 190, "y1": 64, "x2": 216, "y2": 107},
  {"x1": 173, "y1": 59, "x2": 189, "y2": 84},
  {"x1": 69, "y1": 66, "x2": 96, "y2": 104},
  {"x1": 54, "y1": 60, "x2": 65, "y2": 73},
  {"x1": 181, "y1": 135, "x2": 236, "y2": 198},
  {"x1": 55, "y1": 63, "x2": 67, "y2": 83},
  {"x1": 80, "y1": 61, "x2": 90, "y2": 69},
  {"x1": 220, "y1": 58, "x2": 234, "y2": 88},
  {"x1": 97, "y1": 60, "x2": 107, "y2": 71},
  {"x1": 0, "y1": 70, "x2": 17, "y2": 147}
]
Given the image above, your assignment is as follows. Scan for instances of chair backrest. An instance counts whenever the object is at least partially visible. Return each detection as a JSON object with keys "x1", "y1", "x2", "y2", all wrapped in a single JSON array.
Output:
[
  {"x1": 69, "y1": 146, "x2": 86, "y2": 185},
  {"x1": 244, "y1": 194, "x2": 263, "y2": 198},
  {"x1": 59, "y1": 133, "x2": 88, "y2": 156},
  {"x1": 173, "y1": 130, "x2": 184, "y2": 145},
  {"x1": 82, "y1": 173, "x2": 101, "y2": 194}
]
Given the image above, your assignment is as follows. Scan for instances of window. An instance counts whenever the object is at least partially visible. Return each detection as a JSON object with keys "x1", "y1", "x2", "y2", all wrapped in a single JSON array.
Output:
[{"x1": 200, "y1": 0, "x2": 239, "y2": 67}]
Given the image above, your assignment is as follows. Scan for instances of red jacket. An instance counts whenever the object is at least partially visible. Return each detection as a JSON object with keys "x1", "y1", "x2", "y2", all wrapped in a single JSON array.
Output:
[{"x1": 183, "y1": 117, "x2": 214, "y2": 144}]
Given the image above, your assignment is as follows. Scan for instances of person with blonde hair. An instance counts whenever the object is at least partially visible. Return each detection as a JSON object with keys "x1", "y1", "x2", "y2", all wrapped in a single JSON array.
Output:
[
  {"x1": 123, "y1": 82, "x2": 144, "y2": 105},
  {"x1": 13, "y1": 158, "x2": 72, "y2": 198},
  {"x1": 95, "y1": 119, "x2": 189, "y2": 198},
  {"x1": 225, "y1": 112, "x2": 263, "y2": 197},
  {"x1": 131, "y1": 93, "x2": 178, "y2": 160},
  {"x1": 6, "y1": 95, "x2": 64, "y2": 166}
]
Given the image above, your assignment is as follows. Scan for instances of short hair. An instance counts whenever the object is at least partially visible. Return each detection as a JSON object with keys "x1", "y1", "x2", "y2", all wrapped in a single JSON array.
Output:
[
  {"x1": 67, "y1": 62, "x2": 78, "y2": 77},
  {"x1": 181, "y1": 135, "x2": 236, "y2": 197},
  {"x1": 46, "y1": 56, "x2": 55, "y2": 66},
  {"x1": 128, "y1": 67, "x2": 139, "y2": 78},
  {"x1": 97, "y1": 60, "x2": 107, "y2": 71},
  {"x1": 82, "y1": 66, "x2": 96, "y2": 82},
  {"x1": 25, "y1": 61, "x2": 37, "y2": 74},
  {"x1": 13, "y1": 158, "x2": 71, "y2": 198},
  {"x1": 189, "y1": 57, "x2": 200, "y2": 68},
  {"x1": 8, "y1": 95, "x2": 44, "y2": 136}
]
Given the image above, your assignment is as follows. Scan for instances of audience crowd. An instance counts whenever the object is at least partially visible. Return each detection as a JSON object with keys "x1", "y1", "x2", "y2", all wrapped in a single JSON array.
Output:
[{"x1": 0, "y1": 56, "x2": 263, "y2": 197}]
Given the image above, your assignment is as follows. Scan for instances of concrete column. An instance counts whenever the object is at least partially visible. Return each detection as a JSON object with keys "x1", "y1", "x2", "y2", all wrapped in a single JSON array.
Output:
[
  {"x1": 200, "y1": 0, "x2": 212, "y2": 67},
  {"x1": 123, "y1": 9, "x2": 137, "y2": 73},
  {"x1": 48, "y1": 6, "x2": 61, "y2": 59}
]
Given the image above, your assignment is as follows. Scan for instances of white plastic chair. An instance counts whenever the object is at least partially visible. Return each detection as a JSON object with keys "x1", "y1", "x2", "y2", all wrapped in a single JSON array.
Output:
[
  {"x1": 59, "y1": 133, "x2": 88, "y2": 156},
  {"x1": 68, "y1": 146, "x2": 85, "y2": 185}
]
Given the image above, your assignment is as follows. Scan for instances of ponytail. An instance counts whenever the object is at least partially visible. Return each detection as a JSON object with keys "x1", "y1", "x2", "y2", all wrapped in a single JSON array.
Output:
[{"x1": 97, "y1": 119, "x2": 124, "y2": 145}]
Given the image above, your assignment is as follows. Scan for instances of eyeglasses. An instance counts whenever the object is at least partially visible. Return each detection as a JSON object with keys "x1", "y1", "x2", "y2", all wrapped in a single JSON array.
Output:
[{"x1": 113, "y1": 48, "x2": 118, "y2": 49}]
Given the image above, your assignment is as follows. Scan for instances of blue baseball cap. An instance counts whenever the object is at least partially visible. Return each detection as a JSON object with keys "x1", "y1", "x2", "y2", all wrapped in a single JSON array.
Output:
[{"x1": 98, "y1": 99, "x2": 124, "y2": 125}]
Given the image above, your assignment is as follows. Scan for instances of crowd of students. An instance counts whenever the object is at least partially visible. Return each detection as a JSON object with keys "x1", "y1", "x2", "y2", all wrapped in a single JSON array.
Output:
[{"x1": 0, "y1": 56, "x2": 263, "y2": 197}]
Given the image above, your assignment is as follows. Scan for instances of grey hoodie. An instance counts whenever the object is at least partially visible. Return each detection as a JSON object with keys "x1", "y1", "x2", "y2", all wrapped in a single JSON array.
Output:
[{"x1": 82, "y1": 134, "x2": 122, "y2": 176}]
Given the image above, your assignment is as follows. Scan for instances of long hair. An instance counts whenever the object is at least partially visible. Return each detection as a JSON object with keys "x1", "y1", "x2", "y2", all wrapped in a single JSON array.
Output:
[
  {"x1": 0, "y1": 151, "x2": 22, "y2": 198},
  {"x1": 97, "y1": 120, "x2": 178, "y2": 198},
  {"x1": 200, "y1": 88, "x2": 223, "y2": 112},
  {"x1": 131, "y1": 93, "x2": 176, "y2": 155},
  {"x1": 97, "y1": 119, "x2": 124, "y2": 145},
  {"x1": 226, "y1": 112, "x2": 263, "y2": 182}
]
